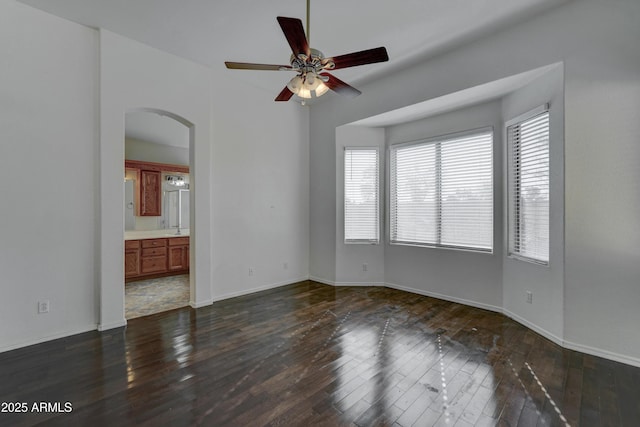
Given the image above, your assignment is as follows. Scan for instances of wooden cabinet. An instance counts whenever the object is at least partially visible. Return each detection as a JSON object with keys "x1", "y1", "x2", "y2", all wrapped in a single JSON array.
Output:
[
  {"x1": 140, "y1": 170, "x2": 161, "y2": 216},
  {"x1": 140, "y1": 239, "x2": 167, "y2": 274},
  {"x1": 140, "y1": 238, "x2": 167, "y2": 274},
  {"x1": 124, "y1": 160, "x2": 189, "y2": 218},
  {"x1": 124, "y1": 240, "x2": 141, "y2": 278},
  {"x1": 125, "y1": 237, "x2": 189, "y2": 281},
  {"x1": 168, "y1": 237, "x2": 189, "y2": 271}
]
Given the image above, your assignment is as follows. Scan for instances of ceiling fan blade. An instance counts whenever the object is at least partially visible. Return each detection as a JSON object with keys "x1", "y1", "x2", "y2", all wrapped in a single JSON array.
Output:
[
  {"x1": 321, "y1": 73, "x2": 362, "y2": 98},
  {"x1": 225, "y1": 62, "x2": 293, "y2": 71},
  {"x1": 275, "y1": 86, "x2": 294, "y2": 102},
  {"x1": 324, "y1": 47, "x2": 389, "y2": 70},
  {"x1": 277, "y1": 17, "x2": 310, "y2": 58}
]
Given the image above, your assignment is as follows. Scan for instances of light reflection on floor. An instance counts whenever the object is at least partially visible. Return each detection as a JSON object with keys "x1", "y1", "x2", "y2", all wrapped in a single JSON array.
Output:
[
  {"x1": 292, "y1": 311, "x2": 352, "y2": 387},
  {"x1": 436, "y1": 332, "x2": 451, "y2": 424},
  {"x1": 525, "y1": 361, "x2": 571, "y2": 427},
  {"x1": 333, "y1": 313, "x2": 461, "y2": 423},
  {"x1": 123, "y1": 289, "x2": 575, "y2": 425},
  {"x1": 329, "y1": 306, "x2": 572, "y2": 426}
]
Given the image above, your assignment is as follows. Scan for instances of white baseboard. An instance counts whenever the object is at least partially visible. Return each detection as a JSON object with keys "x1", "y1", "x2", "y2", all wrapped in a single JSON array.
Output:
[
  {"x1": 500, "y1": 311, "x2": 640, "y2": 368},
  {"x1": 190, "y1": 299, "x2": 213, "y2": 309},
  {"x1": 211, "y1": 276, "x2": 310, "y2": 303},
  {"x1": 502, "y1": 309, "x2": 564, "y2": 347},
  {"x1": 0, "y1": 324, "x2": 98, "y2": 354},
  {"x1": 4, "y1": 277, "x2": 639, "y2": 369},
  {"x1": 387, "y1": 282, "x2": 640, "y2": 368},
  {"x1": 185, "y1": 275, "x2": 640, "y2": 368},
  {"x1": 563, "y1": 339, "x2": 640, "y2": 369},
  {"x1": 385, "y1": 281, "x2": 502, "y2": 314},
  {"x1": 309, "y1": 275, "x2": 335, "y2": 286},
  {"x1": 334, "y1": 281, "x2": 386, "y2": 287},
  {"x1": 98, "y1": 320, "x2": 126, "y2": 331}
]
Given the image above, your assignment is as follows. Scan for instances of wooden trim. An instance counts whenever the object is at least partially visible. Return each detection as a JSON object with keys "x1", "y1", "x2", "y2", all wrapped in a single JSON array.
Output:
[{"x1": 125, "y1": 159, "x2": 189, "y2": 174}]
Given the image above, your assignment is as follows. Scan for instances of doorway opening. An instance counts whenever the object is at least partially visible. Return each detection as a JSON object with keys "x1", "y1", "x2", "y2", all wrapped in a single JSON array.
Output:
[{"x1": 123, "y1": 109, "x2": 192, "y2": 319}]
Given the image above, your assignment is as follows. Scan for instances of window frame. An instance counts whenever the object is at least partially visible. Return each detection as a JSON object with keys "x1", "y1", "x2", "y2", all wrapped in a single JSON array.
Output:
[
  {"x1": 506, "y1": 104, "x2": 550, "y2": 266},
  {"x1": 344, "y1": 146, "x2": 381, "y2": 245},
  {"x1": 388, "y1": 127, "x2": 494, "y2": 253}
]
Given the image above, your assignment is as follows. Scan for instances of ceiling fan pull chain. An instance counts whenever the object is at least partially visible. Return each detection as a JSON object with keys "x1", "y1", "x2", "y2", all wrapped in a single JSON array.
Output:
[{"x1": 306, "y1": 0, "x2": 311, "y2": 45}]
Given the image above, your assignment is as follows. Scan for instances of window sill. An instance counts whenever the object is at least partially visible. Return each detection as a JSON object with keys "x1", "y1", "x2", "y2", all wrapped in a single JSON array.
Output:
[
  {"x1": 390, "y1": 241, "x2": 493, "y2": 255},
  {"x1": 507, "y1": 253, "x2": 549, "y2": 266}
]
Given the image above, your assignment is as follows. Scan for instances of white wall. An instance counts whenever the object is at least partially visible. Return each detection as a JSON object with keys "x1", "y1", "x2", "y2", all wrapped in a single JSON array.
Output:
[
  {"x1": 309, "y1": 115, "x2": 336, "y2": 284},
  {"x1": 209, "y1": 70, "x2": 310, "y2": 301},
  {"x1": 0, "y1": 0, "x2": 310, "y2": 349},
  {"x1": 0, "y1": 1, "x2": 98, "y2": 351},
  {"x1": 384, "y1": 102, "x2": 504, "y2": 311},
  {"x1": 502, "y1": 66, "x2": 565, "y2": 343},
  {"x1": 561, "y1": 2, "x2": 640, "y2": 364},
  {"x1": 99, "y1": 30, "x2": 214, "y2": 328},
  {"x1": 100, "y1": 30, "x2": 309, "y2": 321},
  {"x1": 125, "y1": 137, "x2": 189, "y2": 166},
  {"x1": 309, "y1": 0, "x2": 640, "y2": 365}
]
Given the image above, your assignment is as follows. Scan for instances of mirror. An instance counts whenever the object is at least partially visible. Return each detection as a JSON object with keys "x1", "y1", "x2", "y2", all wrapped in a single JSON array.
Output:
[{"x1": 124, "y1": 111, "x2": 190, "y2": 232}]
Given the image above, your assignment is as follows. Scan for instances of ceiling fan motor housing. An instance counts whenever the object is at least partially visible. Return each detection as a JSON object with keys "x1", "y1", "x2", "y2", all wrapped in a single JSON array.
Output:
[{"x1": 290, "y1": 48, "x2": 335, "y2": 75}]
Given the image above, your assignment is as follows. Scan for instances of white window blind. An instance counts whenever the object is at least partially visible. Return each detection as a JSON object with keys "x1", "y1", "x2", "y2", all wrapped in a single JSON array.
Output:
[
  {"x1": 344, "y1": 148, "x2": 379, "y2": 244},
  {"x1": 390, "y1": 129, "x2": 493, "y2": 252},
  {"x1": 508, "y1": 110, "x2": 550, "y2": 264}
]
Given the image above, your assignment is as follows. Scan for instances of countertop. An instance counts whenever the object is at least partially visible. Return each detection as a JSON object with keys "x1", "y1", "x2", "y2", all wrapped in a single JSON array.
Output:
[{"x1": 125, "y1": 229, "x2": 190, "y2": 241}]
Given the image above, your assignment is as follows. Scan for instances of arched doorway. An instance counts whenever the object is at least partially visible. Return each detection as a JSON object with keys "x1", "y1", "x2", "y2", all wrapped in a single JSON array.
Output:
[
  {"x1": 98, "y1": 106, "x2": 211, "y2": 331},
  {"x1": 123, "y1": 109, "x2": 192, "y2": 319}
]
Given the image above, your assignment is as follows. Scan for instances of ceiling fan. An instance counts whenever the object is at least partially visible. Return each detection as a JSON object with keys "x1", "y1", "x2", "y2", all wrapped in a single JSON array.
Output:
[{"x1": 224, "y1": 0, "x2": 389, "y2": 103}]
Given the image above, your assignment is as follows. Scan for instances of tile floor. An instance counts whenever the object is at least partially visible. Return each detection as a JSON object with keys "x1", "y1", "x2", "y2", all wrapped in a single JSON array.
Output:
[{"x1": 125, "y1": 274, "x2": 189, "y2": 319}]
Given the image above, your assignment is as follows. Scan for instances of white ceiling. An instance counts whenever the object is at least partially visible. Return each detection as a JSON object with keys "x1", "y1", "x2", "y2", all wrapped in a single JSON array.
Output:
[
  {"x1": 352, "y1": 64, "x2": 560, "y2": 127},
  {"x1": 18, "y1": 0, "x2": 568, "y2": 145},
  {"x1": 125, "y1": 111, "x2": 189, "y2": 148},
  {"x1": 18, "y1": 0, "x2": 568, "y2": 92}
]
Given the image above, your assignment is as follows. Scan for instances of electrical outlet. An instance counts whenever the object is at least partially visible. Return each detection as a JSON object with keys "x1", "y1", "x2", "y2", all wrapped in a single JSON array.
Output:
[
  {"x1": 248, "y1": 267, "x2": 254, "y2": 276},
  {"x1": 362, "y1": 263, "x2": 368, "y2": 272},
  {"x1": 38, "y1": 300, "x2": 50, "y2": 314},
  {"x1": 283, "y1": 262, "x2": 288, "y2": 270},
  {"x1": 526, "y1": 291, "x2": 533, "y2": 304}
]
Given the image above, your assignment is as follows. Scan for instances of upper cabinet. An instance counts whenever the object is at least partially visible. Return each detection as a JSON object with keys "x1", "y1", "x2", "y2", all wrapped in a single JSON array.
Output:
[
  {"x1": 140, "y1": 170, "x2": 161, "y2": 216},
  {"x1": 125, "y1": 160, "x2": 189, "y2": 217}
]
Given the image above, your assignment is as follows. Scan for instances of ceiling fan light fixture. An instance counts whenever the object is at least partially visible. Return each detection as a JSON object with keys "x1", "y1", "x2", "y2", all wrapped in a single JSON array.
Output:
[
  {"x1": 286, "y1": 75, "x2": 304, "y2": 93},
  {"x1": 287, "y1": 72, "x2": 329, "y2": 99},
  {"x1": 297, "y1": 81, "x2": 329, "y2": 99},
  {"x1": 304, "y1": 72, "x2": 317, "y2": 87}
]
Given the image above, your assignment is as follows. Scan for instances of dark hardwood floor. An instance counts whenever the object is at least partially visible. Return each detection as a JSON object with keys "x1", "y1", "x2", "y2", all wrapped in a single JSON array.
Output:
[{"x1": 1, "y1": 281, "x2": 638, "y2": 426}]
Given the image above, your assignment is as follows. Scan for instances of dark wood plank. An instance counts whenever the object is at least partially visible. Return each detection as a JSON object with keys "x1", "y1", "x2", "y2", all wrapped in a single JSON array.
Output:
[{"x1": 0, "y1": 280, "x2": 638, "y2": 426}]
